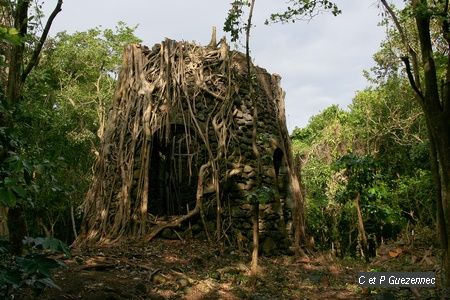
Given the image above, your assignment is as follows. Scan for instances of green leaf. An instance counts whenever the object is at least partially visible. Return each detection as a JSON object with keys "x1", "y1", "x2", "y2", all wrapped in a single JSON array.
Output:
[
  {"x1": 0, "y1": 244, "x2": 9, "y2": 254},
  {"x1": 16, "y1": 257, "x2": 39, "y2": 275},
  {"x1": 12, "y1": 185, "x2": 27, "y2": 198},
  {"x1": 26, "y1": 237, "x2": 71, "y2": 257},
  {"x1": 35, "y1": 277, "x2": 61, "y2": 290},
  {"x1": 16, "y1": 255, "x2": 61, "y2": 278},
  {"x1": 0, "y1": 268, "x2": 22, "y2": 288},
  {"x1": 3, "y1": 177, "x2": 14, "y2": 187},
  {"x1": 0, "y1": 26, "x2": 22, "y2": 45},
  {"x1": 22, "y1": 160, "x2": 32, "y2": 173},
  {"x1": 7, "y1": 27, "x2": 19, "y2": 35},
  {"x1": 0, "y1": 188, "x2": 17, "y2": 207}
]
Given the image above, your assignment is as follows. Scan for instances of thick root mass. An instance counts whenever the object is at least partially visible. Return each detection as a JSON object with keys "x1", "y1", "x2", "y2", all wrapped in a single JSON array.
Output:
[{"x1": 77, "y1": 38, "x2": 304, "y2": 250}]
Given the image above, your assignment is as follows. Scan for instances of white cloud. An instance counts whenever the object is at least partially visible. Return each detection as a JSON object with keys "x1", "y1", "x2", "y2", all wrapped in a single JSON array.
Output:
[{"x1": 42, "y1": 0, "x2": 401, "y2": 131}]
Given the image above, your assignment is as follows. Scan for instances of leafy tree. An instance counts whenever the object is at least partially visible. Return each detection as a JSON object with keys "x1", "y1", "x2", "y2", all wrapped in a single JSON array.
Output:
[
  {"x1": 16, "y1": 23, "x2": 141, "y2": 240},
  {"x1": 349, "y1": 78, "x2": 433, "y2": 230},
  {"x1": 350, "y1": 77, "x2": 428, "y2": 171},
  {"x1": 292, "y1": 71, "x2": 431, "y2": 257},
  {"x1": 0, "y1": 0, "x2": 62, "y2": 255},
  {"x1": 291, "y1": 106, "x2": 353, "y2": 253},
  {"x1": 380, "y1": 0, "x2": 450, "y2": 291},
  {"x1": 333, "y1": 154, "x2": 404, "y2": 259},
  {"x1": 291, "y1": 105, "x2": 350, "y2": 157},
  {"x1": 266, "y1": 0, "x2": 340, "y2": 23},
  {"x1": 1, "y1": 0, "x2": 140, "y2": 247}
]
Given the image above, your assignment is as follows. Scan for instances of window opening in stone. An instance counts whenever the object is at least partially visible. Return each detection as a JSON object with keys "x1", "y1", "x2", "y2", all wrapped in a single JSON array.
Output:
[{"x1": 273, "y1": 147, "x2": 283, "y2": 180}]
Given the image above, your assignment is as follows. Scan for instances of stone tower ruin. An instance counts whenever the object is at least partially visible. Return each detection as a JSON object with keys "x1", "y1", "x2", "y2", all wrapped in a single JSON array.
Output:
[{"x1": 78, "y1": 36, "x2": 304, "y2": 254}]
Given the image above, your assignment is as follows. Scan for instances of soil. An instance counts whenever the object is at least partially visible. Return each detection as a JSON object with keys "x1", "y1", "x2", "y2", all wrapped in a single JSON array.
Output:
[{"x1": 31, "y1": 238, "x2": 441, "y2": 299}]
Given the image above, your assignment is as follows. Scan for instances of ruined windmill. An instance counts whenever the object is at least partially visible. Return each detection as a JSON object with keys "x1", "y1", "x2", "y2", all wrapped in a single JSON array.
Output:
[{"x1": 77, "y1": 30, "x2": 305, "y2": 255}]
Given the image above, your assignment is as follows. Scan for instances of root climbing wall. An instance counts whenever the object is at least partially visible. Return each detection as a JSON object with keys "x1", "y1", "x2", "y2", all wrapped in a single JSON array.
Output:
[{"x1": 78, "y1": 37, "x2": 304, "y2": 255}]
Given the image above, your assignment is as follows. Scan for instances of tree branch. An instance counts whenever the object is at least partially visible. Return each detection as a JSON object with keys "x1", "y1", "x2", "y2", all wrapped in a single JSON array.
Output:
[
  {"x1": 21, "y1": 0, "x2": 63, "y2": 83},
  {"x1": 245, "y1": 0, "x2": 255, "y2": 81},
  {"x1": 401, "y1": 56, "x2": 424, "y2": 100},
  {"x1": 413, "y1": 0, "x2": 443, "y2": 112},
  {"x1": 380, "y1": 0, "x2": 423, "y2": 95}
]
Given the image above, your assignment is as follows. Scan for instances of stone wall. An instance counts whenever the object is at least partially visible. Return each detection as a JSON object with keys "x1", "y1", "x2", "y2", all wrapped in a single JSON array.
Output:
[
  {"x1": 123, "y1": 46, "x2": 294, "y2": 254},
  {"x1": 222, "y1": 68, "x2": 293, "y2": 255}
]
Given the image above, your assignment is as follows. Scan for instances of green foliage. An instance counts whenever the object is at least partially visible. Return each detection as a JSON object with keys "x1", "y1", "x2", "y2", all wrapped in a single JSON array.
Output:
[
  {"x1": 365, "y1": 179, "x2": 404, "y2": 237},
  {"x1": 0, "y1": 237, "x2": 69, "y2": 298},
  {"x1": 224, "y1": 0, "x2": 340, "y2": 44},
  {"x1": 292, "y1": 105, "x2": 347, "y2": 144},
  {"x1": 246, "y1": 186, "x2": 275, "y2": 205},
  {"x1": 333, "y1": 154, "x2": 378, "y2": 196},
  {"x1": 332, "y1": 154, "x2": 403, "y2": 248},
  {"x1": 266, "y1": 0, "x2": 340, "y2": 24},
  {"x1": 291, "y1": 105, "x2": 352, "y2": 161},
  {"x1": 224, "y1": 1, "x2": 250, "y2": 42},
  {"x1": 0, "y1": 143, "x2": 34, "y2": 209},
  {"x1": 0, "y1": 26, "x2": 21, "y2": 46},
  {"x1": 23, "y1": 237, "x2": 71, "y2": 258},
  {"x1": 392, "y1": 169, "x2": 434, "y2": 225},
  {"x1": 11, "y1": 22, "x2": 141, "y2": 241},
  {"x1": 293, "y1": 67, "x2": 430, "y2": 254},
  {"x1": 14, "y1": 255, "x2": 62, "y2": 282}
]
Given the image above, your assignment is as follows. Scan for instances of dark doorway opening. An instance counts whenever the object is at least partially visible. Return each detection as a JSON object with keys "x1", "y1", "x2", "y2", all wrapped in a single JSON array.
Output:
[{"x1": 149, "y1": 124, "x2": 202, "y2": 216}]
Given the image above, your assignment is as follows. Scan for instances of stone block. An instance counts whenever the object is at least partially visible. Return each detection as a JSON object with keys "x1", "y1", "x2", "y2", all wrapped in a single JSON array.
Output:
[
  {"x1": 236, "y1": 119, "x2": 246, "y2": 126},
  {"x1": 228, "y1": 168, "x2": 241, "y2": 176},
  {"x1": 240, "y1": 204, "x2": 252, "y2": 211},
  {"x1": 231, "y1": 207, "x2": 248, "y2": 218},
  {"x1": 243, "y1": 165, "x2": 253, "y2": 173},
  {"x1": 243, "y1": 113, "x2": 253, "y2": 121}
]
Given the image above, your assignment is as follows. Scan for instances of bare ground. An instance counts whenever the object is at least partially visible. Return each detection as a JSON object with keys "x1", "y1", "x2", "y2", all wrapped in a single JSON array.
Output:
[{"x1": 33, "y1": 238, "x2": 441, "y2": 300}]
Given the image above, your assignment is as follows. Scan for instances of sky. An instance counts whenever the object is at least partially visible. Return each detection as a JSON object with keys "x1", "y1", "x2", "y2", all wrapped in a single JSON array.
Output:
[{"x1": 42, "y1": 0, "x2": 400, "y2": 131}]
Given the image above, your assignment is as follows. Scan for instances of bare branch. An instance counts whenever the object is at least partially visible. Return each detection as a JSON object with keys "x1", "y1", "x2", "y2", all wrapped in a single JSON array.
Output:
[{"x1": 21, "y1": 0, "x2": 63, "y2": 82}]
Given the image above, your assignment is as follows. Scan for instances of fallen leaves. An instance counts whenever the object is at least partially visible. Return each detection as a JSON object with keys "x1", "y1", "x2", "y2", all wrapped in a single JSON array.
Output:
[
  {"x1": 388, "y1": 247, "x2": 403, "y2": 258},
  {"x1": 38, "y1": 239, "x2": 440, "y2": 299}
]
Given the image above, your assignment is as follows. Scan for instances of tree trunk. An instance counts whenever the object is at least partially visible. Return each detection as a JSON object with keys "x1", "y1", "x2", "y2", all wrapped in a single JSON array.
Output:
[
  {"x1": 355, "y1": 192, "x2": 368, "y2": 261},
  {"x1": 3, "y1": 0, "x2": 30, "y2": 255},
  {"x1": 2, "y1": 0, "x2": 62, "y2": 255},
  {"x1": 0, "y1": 207, "x2": 8, "y2": 236},
  {"x1": 7, "y1": 207, "x2": 27, "y2": 254},
  {"x1": 5, "y1": 0, "x2": 28, "y2": 109},
  {"x1": 429, "y1": 124, "x2": 450, "y2": 292},
  {"x1": 245, "y1": 0, "x2": 260, "y2": 274},
  {"x1": 294, "y1": 154, "x2": 306, "y2": 243},
  {"x1": 412, "y1": 1, "x2": 450, "y2": 291}
]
